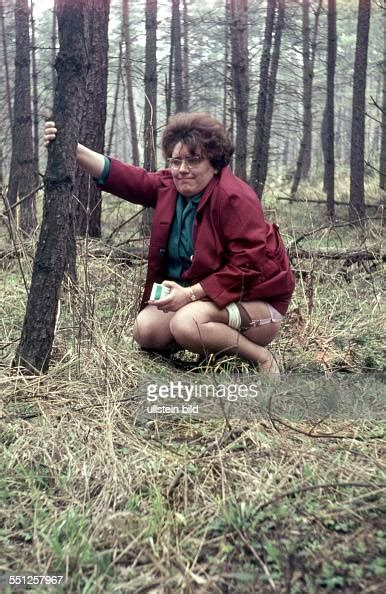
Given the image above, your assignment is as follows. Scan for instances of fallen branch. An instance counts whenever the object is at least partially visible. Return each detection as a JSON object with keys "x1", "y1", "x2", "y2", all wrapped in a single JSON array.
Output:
[
  {"x1": 278, "y1": 195, "x2": 379, "y2": 208},
  {"x1": 288, "y1": 247, "x2": 386, "y2": 263},
  {"x1": 289, "y1": 217, "x2": 382, "y2": 247}
]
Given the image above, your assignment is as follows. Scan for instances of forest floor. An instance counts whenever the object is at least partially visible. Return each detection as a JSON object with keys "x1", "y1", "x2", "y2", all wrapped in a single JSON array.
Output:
[{"x1": 0, "y1": 194, "x2": 385, "y2": 593}]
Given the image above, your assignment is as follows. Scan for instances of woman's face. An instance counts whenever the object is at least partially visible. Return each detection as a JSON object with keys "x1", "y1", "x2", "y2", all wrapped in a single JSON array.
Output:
[{"x1": 169, "y1": 142, "x2": 218, "y2": 198}]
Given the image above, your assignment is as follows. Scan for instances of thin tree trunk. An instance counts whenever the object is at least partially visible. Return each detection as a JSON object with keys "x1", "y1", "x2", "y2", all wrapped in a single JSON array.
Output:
[
  {"x1": 51, "y1": 0, "x2": 57, "y2": 98},
  {"x1": 325, "y1": 0, "x2": 337, "y2": 219},
  {"x1": 75, "y1": 0, "x2": 110, "y2": 237},
  {"x1": 349, "y1": 0, "x2": 371, "y2": 222},
  {"x1": 291, "y1": 0, "x2": 322, "y2": 196},
  {"x1": 172, "y1": 0, "x2": 183, "y2": 112},
  {"x1": 223, "y1": 0, "x2": 230, "y2": 130},
  {"x1": 380, "y1": 0, "x2": 386, "y2": 193},
  {"x1": 165, "y1": 34, "x2": 173, "y2": 121},
  {"x1": 107, "y1": 31, "x2": 123, "y2": 155},
  {"x1": 30, "y1": 0, "x2": 39, "y2": 176},
  {"x1": 258, "y1": 0, "x2": 285, "y2": 195},
  {"x1": 7, "y1": 0, "x2": 38, "y2": 234},
  {"x1": 143, "y1": 0, "x2": 157, "y2": 172},
  {"x1": 1, "y1": 0, "x2": 13, "y2": 129},
  {"x1": 142, "y1": 0, "x2": 157, "y2": 235},
  {"x1": 335, "y1": 104, "x2": 342, "y2": 163},
  {"x1": 182, "y1": 0, "x2": 189, "y2": 110},
  {"x1": 250, "y1": 0, "x2": 275, "y2": 194},
  {"x1": 15, "y1": 0, "x2": 91, "y2": 373},
  {"x1": 230, "y1": 0, "x2": 249, "y2": 180},
  {"x1": 122, "y1": 0, "x2": 139, "y2": 165}
]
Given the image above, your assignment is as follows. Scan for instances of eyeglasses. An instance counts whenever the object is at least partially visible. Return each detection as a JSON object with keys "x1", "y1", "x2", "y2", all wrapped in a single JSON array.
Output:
[{"x1": 167, "y1": 155, "x2": 204, "y2": 170}]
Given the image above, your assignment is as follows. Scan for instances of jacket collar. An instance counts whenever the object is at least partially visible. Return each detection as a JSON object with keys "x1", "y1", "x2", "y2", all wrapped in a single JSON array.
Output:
[{"x1": 196, "y1": 171, "x2": 221, "y2": 213}]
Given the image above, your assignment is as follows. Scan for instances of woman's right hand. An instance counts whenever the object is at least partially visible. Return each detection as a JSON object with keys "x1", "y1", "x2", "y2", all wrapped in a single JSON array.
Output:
[{"x1": 44, "y1": 121, "x2": 57, "y2": 147}]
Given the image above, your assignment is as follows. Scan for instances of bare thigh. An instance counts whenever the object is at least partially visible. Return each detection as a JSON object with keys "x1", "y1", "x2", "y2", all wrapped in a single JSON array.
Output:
[{"x1": 171, "y1": 300, "x2": 281, "y2": 347}]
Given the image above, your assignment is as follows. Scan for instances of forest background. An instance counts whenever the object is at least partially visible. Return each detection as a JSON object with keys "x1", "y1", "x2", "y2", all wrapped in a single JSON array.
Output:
[{"x1": 1, "y1": 0, "x2": 385, "y2": 592}]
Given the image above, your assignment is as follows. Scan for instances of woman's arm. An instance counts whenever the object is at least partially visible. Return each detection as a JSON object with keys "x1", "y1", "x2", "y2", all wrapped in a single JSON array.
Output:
[
  {"x1": 44, "y1": 121, "x2": 105, "y2": 178},
  {"x1": 76, "y1": 143, "x2": 105, "y2": 178}
]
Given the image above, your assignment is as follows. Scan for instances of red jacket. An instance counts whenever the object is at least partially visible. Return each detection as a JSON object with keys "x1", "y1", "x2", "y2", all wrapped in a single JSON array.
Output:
[{"x1": 100, "y1": 159, "x2": 295, "y2": 315}]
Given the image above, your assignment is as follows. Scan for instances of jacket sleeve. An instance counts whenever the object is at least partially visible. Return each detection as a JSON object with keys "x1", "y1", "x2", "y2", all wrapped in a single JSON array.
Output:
[
  {"x1": 199, "y1": 192, "x2": 270, "y2": 308},
  {"x1": 97, "y1": 157, "x2": 167, "y2": 208}
]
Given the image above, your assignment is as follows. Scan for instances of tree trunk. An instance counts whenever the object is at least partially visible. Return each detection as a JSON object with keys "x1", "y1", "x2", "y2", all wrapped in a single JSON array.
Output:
[
  {"x1": 7, "y1": 0, "x2": 38, "y2": 235},
  {"x1": 14, "y1": 0, "x2": 91, "y2": 373},
  {"x1": 230, "y1": 0, "x2": 249, "y2": 180},
  {"x1": 142, "y1": 0, "x2": 157, "y2": 235},
  {"x1": 301, "y1": 0, "x2": 312, "y2": 178},
  {"x1": 75, "y1": 0, "x2": 110, "y2": 237},
  {"x1": 325, "y1": 0, "x2": 337, "y2": 219},
  {"x1": 172, "y1": 0, "x2": 184, "y2": 113},
  {"x1": 349, "y1": 0, "x2": 371, "y2": 222},
  {"x1": 380, "y1": 0, "x2": 386, "y2": 193},
  {"x1": 30, "y1": 0, "x2": 39, "y2": 177},
  {"x1": 51, "y1": 0, "x2": 57, "y2": 98},
  {"x1": 0, "y1": 0, "x2": 13, "y2": 130},
  {"x1": 250, "y1": 0, "x2": 275, "y2": 195},
  {"x1": 182, "y1": 0, "x2": 189, "y2": 111},
  {"x1": 107, "y1": 31, "x2": 123, "y2": 155},
  {"x1": 258, "y1": 0, "x2": 284, "y2": 195},
  {"x1": 143, "y1": 0, "x2": 157, "y2": 172},
  {"x1": 165, "y1": 42, "x2": 173, "y2": 121},
  {"x1": 291, "y1": 0, "x2": 322, "y2": 196},
  {"x1": 223, "y1": 0, "x2": 231, "y2": 131},
  {"x1": 122, "y1": 0, "x2": 139, "y2": 165}
]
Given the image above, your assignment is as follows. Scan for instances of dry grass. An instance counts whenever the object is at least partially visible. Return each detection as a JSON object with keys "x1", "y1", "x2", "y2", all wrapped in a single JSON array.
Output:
[{"x1": 0, "y1": 207, "x2": 385, "y2": 593}]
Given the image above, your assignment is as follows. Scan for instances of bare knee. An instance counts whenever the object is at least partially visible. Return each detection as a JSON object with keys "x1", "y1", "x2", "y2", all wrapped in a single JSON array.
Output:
[
  {"x1": 133, "y1": 316, "x2": 152, "y2": 348},
  {"x1": 133, "y1": 311, "x2": 173, "y2": 349}
]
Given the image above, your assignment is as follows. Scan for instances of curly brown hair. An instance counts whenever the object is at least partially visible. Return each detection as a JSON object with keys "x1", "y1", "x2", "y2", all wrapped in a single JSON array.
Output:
[{"x1": 161, "y1": 112, "x2": 234, "y2": 170}]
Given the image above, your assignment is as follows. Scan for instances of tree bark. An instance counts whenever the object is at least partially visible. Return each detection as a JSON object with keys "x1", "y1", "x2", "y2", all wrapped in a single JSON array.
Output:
[
  {"x1": 30, "y1": 0, "x2": 39, "y2": 176},
  {"x1": 142, "y1": 0, "x2": 157, "y2": 235},
  {"x1": 223, "y1": 0, "x2": 231, "y2": 131},
  {"x1": 301, "y1": 0, "x2": 312, "y2": 178},
  {"x1": 122, "y1": 0, "x2": 139, "y2": 165},
  {"x1": 0, "y1": 0, "x2": 13, "y2": 130},
  {"x1": 258, "y1": 0, "x2": 285, "y2": 195},
  {"x1": 325, "y1": 0, "x2": 337, "y2": 219},
  {"x1": 143, "y1": 0, "x2": 157, "y2": 172},
  {"x1": 107, "y1": 31, "x2": 123, "y2": 155},
  {"x1": 15, "y1": 0, "x2": 91, "y2": 373},
  {"x1": 230, "y1": 0, "x2": 249, "y2": 180},
  {"x1": 291, "y1": 0, "x2": 322, "y2": 196},
  {"x1": 380, "y1": 0, "x2": 386, "y2": 193},
  {"x1": 172, "y1": 0, "x2": 184, "y2": 112},
  {"x1": 182, "y1": 0, "x2": 189, "y2": 111},
  {"x1": 349, "y1": 0, "x2": 371, "y2": 222},
  {"x1": 7, "y1": 0, "x2": 38, "y2": 235},
  {"x1": 75, "y1": 0, "x2": 110, "y2": 237},
  {"x1": 51, "y1": 0, "x2": 57, "y2": 98},
  {"x1": 250, "y1": 0, "x2": 275, "y2": 195},
  {"x1": 165, "y1": 32, "x2": 173, "y2": 121}
]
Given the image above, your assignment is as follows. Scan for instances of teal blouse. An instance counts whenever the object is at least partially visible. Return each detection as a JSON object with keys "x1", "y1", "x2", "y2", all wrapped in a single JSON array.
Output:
[{"x1": 166, "y1": 192, "x2": 202, "y2": 281}]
